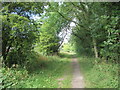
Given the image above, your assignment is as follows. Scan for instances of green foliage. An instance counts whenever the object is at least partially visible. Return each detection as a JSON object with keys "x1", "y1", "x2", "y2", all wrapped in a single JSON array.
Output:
[
  {"x1": 1, "y1": 53, "x2": 72, "y2": 88},
  {"x1": 0, "y1": 52, "x2": 72, "y2": 88},
  {"x1": 25, "y1": 51, "x2": 48, "y2": 72},
  {"x1": 1, "y1": 2, "x2": 43, "y2": 67},
  {"x1": 0, "y1": 68, "x2": 28, "y2": 89},
  {"x1": 39, "y1": 31, "x2": 60, "y2": 55},
  {"x1": 100, "y1": 16, "x2": 119, "y2": 62},
  {"x1": 61, "y1": 43, "x2": 75, "y2": 53},
  {"x1": 1, "y1": 13, "x2": 39, "y2": 67},
  {"x1": 69, "y1": 2, "x2": 119, "y2": 62},
  {"x1": 1, "y1": 2, "x2": 119, "y2": 88},
  {"x1": 78, "y1": 56, "x2": 118, "y2": 88},
  {"x1": 2, "y1": 2, "x2": 44, "y2": 18},
  {"x1": 37, "y1": 11, "x2": 68, "y2": 55},
  {"x1": 73, "y1": 34, "x2": 93, "y2": 56}
]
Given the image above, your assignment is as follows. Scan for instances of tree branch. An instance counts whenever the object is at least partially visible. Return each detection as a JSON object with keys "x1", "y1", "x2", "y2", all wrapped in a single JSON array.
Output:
[
  {"x1": 72, "y1": 31, "x2": 84, "y2": 41},
  {"x1": 57, "y1": 11, "x2": 86, "y2": 29}
]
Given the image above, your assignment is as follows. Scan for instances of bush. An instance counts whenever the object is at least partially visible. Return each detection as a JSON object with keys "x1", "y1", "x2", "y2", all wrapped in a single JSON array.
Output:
[
  {"x1": 0, "y1": 52, "x2": 49, "y2": 89},
  {"x1": 0, "y1": 68, "x2": 29, "y2": 89}
]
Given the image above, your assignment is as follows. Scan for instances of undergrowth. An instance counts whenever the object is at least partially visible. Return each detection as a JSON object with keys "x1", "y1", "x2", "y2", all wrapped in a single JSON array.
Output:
[
  {"x1": 78, "y1": 56, "x2": 119, "y2": 88},
  {"x1": 1, "y1": 52, "x2": 72, "y2": 89}
]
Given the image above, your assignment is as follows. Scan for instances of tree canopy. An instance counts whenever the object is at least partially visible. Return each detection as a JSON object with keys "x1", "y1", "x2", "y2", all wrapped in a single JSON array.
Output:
[{"x1": 1, "y1": 2, "x2": 119, "y2": 67}]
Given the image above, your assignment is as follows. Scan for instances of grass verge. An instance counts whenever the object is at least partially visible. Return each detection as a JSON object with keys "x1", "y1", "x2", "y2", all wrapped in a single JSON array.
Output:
[
  {"x1": 1, "y1": 52, "x2": 72, "y2": 88},
  {"x1": 78, "y1": 56, "x2": 118, "y2": 88}
]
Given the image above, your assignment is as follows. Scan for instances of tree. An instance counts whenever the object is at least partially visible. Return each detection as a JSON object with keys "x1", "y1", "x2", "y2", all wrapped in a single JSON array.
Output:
[
  {"x1": 37, "y1": 3, "x2": 69, "y2": 55},
  {"x1": 1, "y1": 2, "x2": 44, "y2": 67}
]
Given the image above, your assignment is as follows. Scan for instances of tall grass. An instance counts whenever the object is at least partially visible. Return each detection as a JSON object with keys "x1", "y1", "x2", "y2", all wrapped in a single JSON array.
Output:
[
  {"x1": 1, "y1": 52, "x2": 72, "y2": 88},
  {"x1": 78, "y1": 56, "x2": 118, "y2": 88}
]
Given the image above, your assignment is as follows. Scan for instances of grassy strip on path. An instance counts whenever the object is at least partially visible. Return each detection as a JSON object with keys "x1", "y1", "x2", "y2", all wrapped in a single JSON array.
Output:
[{"x1": 78, "y1": 56, "x2": 118, "y2": 88}]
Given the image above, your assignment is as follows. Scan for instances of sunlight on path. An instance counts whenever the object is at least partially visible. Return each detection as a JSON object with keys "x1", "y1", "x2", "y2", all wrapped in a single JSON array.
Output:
[{"x1": 71, "y1": 58, "x2": 84, "y2": 88}]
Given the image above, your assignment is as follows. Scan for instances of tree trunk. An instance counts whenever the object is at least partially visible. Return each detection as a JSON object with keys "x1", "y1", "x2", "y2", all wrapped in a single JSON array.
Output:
[{"x1": 92, "y1": 37, "x2": 98, "y2": 58}]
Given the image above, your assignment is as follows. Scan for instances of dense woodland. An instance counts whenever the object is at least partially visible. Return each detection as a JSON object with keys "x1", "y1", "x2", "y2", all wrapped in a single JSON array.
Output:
[{"x1": 0, "y1": 2, "x2": 119, "y2": 89}]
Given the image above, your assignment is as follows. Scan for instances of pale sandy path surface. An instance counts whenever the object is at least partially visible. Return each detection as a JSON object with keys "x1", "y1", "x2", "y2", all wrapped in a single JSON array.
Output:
[{"x1": 71, "y1": 58, "x2": 85, "y2": 88}]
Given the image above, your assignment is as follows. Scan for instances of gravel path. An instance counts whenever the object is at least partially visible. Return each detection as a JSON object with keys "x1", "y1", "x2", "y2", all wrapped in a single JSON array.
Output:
[{"x1": 71, "y1": 58, "x2": 84, "y2": 88}]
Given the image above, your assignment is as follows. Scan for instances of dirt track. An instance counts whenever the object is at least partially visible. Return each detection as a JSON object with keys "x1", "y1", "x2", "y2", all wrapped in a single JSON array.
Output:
[{"x1": 71, "y1": 58, "x2": 84, "y2": 88}]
